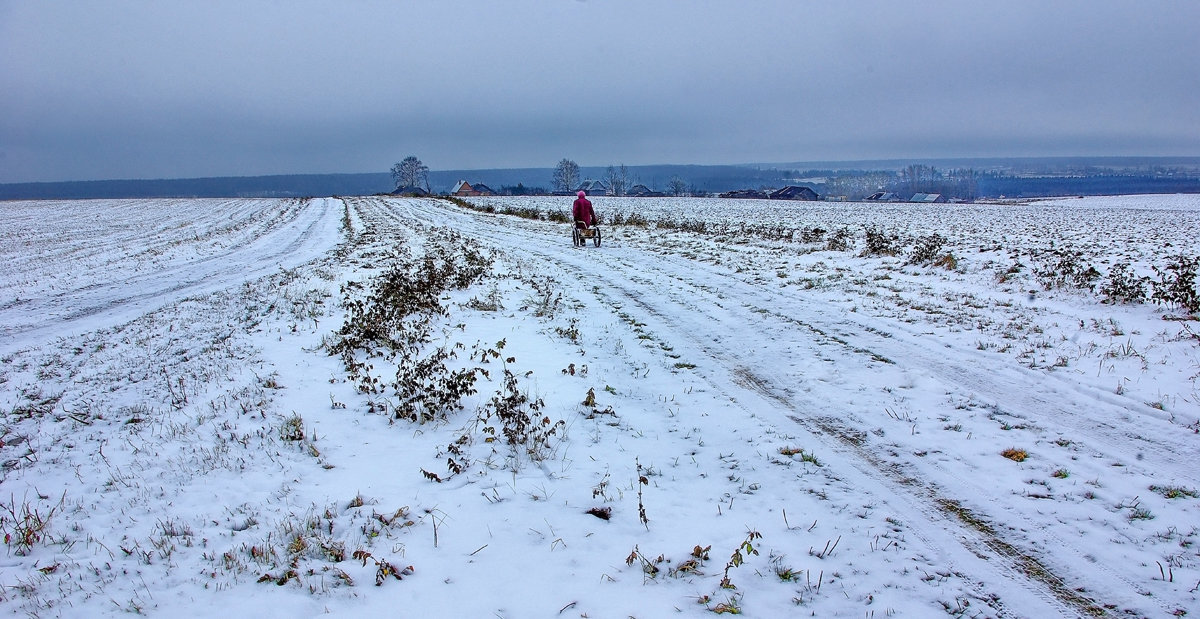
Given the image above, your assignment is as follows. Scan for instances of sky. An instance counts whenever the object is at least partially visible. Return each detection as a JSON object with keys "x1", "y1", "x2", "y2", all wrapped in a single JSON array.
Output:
[{"x1": 2, "y1": 0, "x2": 1199, "y2": 183}]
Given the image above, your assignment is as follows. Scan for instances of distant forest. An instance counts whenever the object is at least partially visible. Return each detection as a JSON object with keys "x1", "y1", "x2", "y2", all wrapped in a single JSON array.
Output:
[
  {"x1": 3, "y1": 157, "x2": 1199, "y2": 201},
  {"x1": 811, "y1": 159, "x2": 1200, "y2": 201}
]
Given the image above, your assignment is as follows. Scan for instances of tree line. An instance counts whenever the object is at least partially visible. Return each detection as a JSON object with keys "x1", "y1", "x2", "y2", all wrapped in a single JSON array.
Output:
[
  {"x1": 818, "y1": 166, "x2": 982, "y2": 200},
  {"x1": 391, "y1": 155, "x2": 1199, "y2": 200},
  {"x1": 393, "y1": 155, "x2": 698, "y2": 197},
  {"x1": 553, "y1": 158, "x2": 693, "y2": 196}
]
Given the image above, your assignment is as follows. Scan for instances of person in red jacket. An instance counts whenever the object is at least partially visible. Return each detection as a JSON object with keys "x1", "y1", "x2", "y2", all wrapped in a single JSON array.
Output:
[{"x1": 572, "y1": 190, "x2": 596, "y2": 229}]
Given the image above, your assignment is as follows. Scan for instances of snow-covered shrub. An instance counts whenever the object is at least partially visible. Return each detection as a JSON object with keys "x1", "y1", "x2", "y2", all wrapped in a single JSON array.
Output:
[
  {"x1": 1099, "y1": 262, "x2": 1148, "y2": 304},
  {"x1": 862, "y1": 226, "x2": 901, "y2": 257},
  {"x1": 800, "y1": 226, "x2": 826, "y2": 243},
  {"x1": 907, "y1": 233, "x2": 947, "y2": 265},
  {"x1": 329, "y1": 234, "x2": 493, "y2": 417},
  {"x1": 1150, "y1": 255, "x2": 1200, "y2": 314},
  {"x1": 625, "y1": 211, "x2": 650, "y2": 227},
  {"x1": 658, "y1": 219, "x2": 709, "y2": 234},
  {"x1": 498, "y1": 205, "x2": 542, "y2": 220},
  {"x1": 995, "y1": 262, "x2": 1024, "y2": 284},
  {"x1": 825, "y1": 227, "x2": 854, "y2": 252},
  {"x1": 1034, "y1": 249, "x2": 1100, "y2": 291},
  {"x1": 932, "y1": 253, "x2": 958, "y2": 270},
  {"x1": 478, "y1": 368, "x2": 563, "y2": 463},
  {"x1": 607, "y1": 210, "x2": 649, "y2": 227},
  {"x1": 393, "y1": 343, "x2": 481, "y2": 424},
  {"x1": 743, "y1": 223, "x2": 797, "y2": 242}
]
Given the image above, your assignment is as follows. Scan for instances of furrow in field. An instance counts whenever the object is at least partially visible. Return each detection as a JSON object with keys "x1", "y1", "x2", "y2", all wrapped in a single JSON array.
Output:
[
  {"x1": 0, "y1": 197, "x2": 342, "y2": 354},
  {"x1": 379, "y1": 197, "x2": 1127, "y2": 617}
]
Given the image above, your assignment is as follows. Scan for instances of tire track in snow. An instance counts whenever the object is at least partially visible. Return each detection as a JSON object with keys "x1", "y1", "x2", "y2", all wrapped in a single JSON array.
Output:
[
  {"x1": 605, "y1": 240, "x2": 1197, "y2": 486},
  {"x1": 379, "y1": 197, "x2": 1200, "y2": 616},
  {"x1": 569, "y1": 261, "x2": 1107, "y2": 618},
  {"x1": 0, "y1": 197, "x2": 343, "y2": 355},
  {"x1": 374, "y1": 197, "x2": 1116, "y2": 617},
  {"x1": 584, "y1": 239, "x2": 1180, "y2": 617}
]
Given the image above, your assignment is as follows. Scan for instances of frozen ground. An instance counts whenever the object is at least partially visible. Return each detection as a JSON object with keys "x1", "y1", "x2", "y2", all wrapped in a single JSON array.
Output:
[{"x1": 0, "y1": 194, "x2": 1197, "y2": 617}]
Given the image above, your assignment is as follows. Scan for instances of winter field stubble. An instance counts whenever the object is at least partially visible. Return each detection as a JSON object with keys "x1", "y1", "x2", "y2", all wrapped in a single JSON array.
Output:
[{"x1": 0, "y1": 194, "x2": 1197, "y2": 617}]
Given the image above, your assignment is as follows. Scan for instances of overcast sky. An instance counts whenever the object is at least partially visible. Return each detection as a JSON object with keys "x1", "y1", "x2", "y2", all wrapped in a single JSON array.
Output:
[{"x1": 2, "y1": 1, "x2": 1199, "y2": 183}]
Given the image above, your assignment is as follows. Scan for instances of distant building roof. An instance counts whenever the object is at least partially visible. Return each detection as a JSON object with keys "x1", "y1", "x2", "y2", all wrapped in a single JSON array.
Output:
[
  {"x1": 392, "y1": 185, "x2": 429, "y2": 196},
  {"x1": 451, "y1": 180, "x2": 493, "y2": 196},
  {"x1": 719, "y1": 189, "x2": 769, "y2": 199},
  {"x1": 627, "y1": 184, "x2": 663, "y2": 197},
  {"x1": 576, "y1": 179, "x2": 610, "y2": 195},
  {"x1": 910, "y1": 193, "x2": 945, "y2": 203},
  {"x1": 769, "y1": 186, "x2": 819, "y2": 201}
]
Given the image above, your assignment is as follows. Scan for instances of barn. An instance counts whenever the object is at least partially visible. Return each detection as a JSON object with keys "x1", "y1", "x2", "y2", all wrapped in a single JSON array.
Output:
[{"x1": 769, "y1": 186, "x2": 820, "y2": 201}]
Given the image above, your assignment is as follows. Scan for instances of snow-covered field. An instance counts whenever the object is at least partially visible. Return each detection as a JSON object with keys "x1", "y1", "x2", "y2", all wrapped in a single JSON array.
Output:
[{"x1": 0, "y1": 194, "x2": 1197, "y2": 617}]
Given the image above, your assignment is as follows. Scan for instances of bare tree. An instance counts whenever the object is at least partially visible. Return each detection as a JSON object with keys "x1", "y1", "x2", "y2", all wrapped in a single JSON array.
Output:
[
  {"x1": 902, "y1": 164, "x2": 938, "y2": 194},
  {"x1": 668, "y1": 175, "x2": 688, "y2": 196},
  {"x1": 824, "y1": 172, "x2": 895, "y2": 200},
  {"x1": 553, "y1": 158, "x2": 581, "y2": 193},
  {"x1": 391, "y1": 156, "x2": 429, "y2": 191},
  {"x1": 605, "y1": 164, "x2": 630, "y2": 197},
  {"x1": 949, "y1": 168, "x2": 979, "y2": 201}
]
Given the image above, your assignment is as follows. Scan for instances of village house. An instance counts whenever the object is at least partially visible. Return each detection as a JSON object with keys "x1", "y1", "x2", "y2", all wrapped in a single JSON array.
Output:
[
  {"x1": 391, "y1": 185, "x2": 429, "y2": 197},
  {"x1": 627, "y1": 184, "x2": 664, "y2": 197},
  {"x1": 769, "y1": 186, "x2": 820, "y2": 201},
  {"x1": 576, "y1": 179, "x2": 610, "y2": 196},
  {"x1": 719, "y1": 189, "x2": 769, "y2": 199},
  {"x1": 451, "y1": 180, "x2": 493, "y2": 197}
]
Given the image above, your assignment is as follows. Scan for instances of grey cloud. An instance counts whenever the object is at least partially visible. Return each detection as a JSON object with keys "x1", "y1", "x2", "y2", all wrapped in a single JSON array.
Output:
[{"x1": 2, "y1": 0, "x2": 1197, "y2": 182}]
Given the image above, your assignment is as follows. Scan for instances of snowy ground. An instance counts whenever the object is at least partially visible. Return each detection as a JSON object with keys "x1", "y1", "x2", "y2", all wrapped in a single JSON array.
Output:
[{"x1": 0, "y1": 194, "x2": 1197, "y2": 617}]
